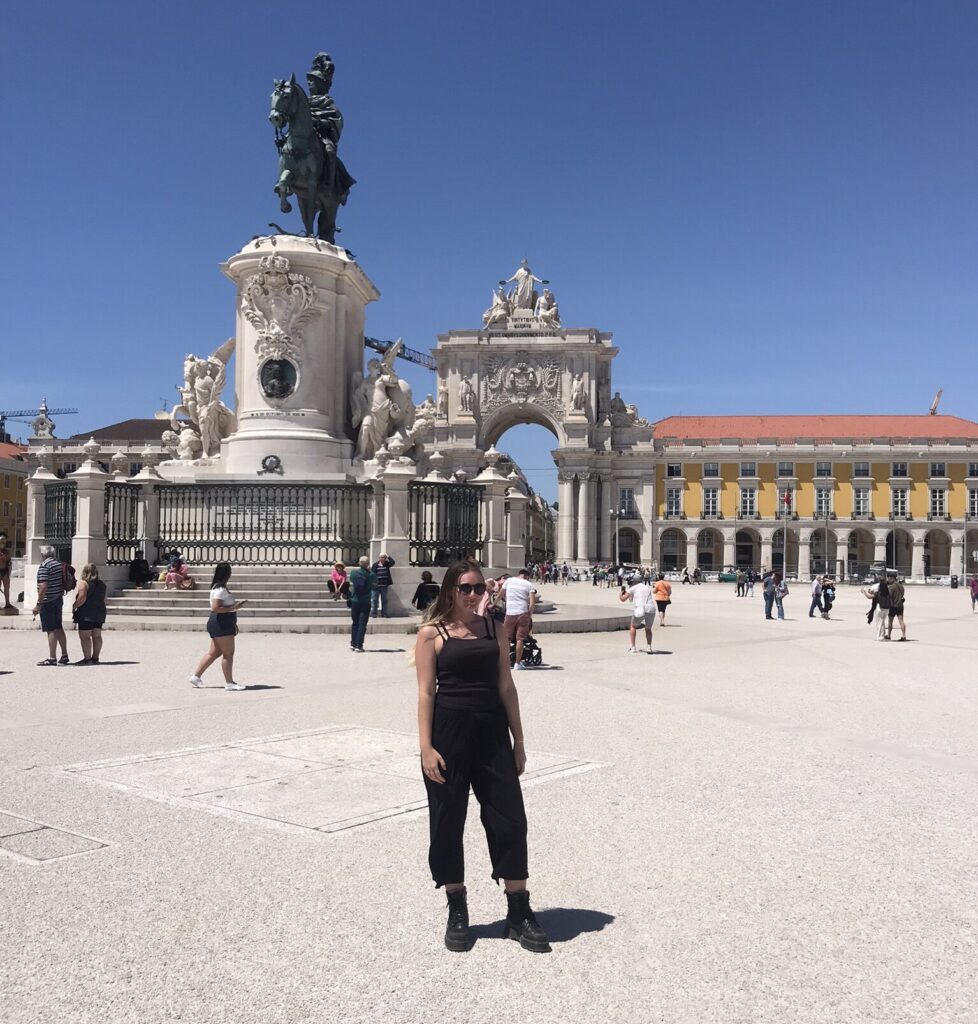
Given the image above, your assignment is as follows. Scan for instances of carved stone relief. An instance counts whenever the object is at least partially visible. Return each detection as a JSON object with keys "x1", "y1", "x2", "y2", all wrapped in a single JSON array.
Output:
[
  {"x1": 240, "y1": 253, "x2": 317, "y2": 364},
  {"x1": 481, "y1": 353, "x2": 563, "y2": 416}
]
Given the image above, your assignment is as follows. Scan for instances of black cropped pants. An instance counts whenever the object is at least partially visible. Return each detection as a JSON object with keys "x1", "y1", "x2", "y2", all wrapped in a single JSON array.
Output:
[{"x1": 423, "y1": 702, "x2": 528, "y2": 887}]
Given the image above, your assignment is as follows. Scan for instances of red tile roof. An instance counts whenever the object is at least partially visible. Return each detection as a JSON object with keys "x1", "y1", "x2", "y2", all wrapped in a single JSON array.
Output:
[
  {"x1": 653, "y1": 415, "x2": 978, "y2": 442},
  {"x1": 0, "y1": 442, "x2": 28, "y2": 461}
]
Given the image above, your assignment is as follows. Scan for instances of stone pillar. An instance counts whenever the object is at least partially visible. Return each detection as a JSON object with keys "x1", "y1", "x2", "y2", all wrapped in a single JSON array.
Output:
[
  {"x1": 798, "y1": 533, "x2": 811, "y2": 581},
  {"x1": 134, "y1": 456, "x2": 163, "y2": 566},
  {"x1": 873, "y1": 533, "x2": 888, "y2": 565},
  {"x1": 557, "y1": 472, "x2": 575, "y2": 562},
  {"x1": 834, "y1": 531, "x2": 850, "y2": 580},
  {"x1": 760, "y1": 536, "x2": 773, "y2": 574},
  {"x1": 722, "y1": 532, "x2": 736, "y2": 572},
  {"x1": 685, "y1": 532, "x2": 698, "y2": 571},
  {"x1": 69, "y1": 442, "x2": 110, "y2": 570},
  {"x1": 505, "y1": 490, "x2": 530, "y2": 570},
  {"x1": 585, "y1": 476, "x2": 597, "y2": 563},
  {"x1": 220, "y1": 238, "x2": 380, "y2": 479},
  {"x1": 598, "y1": 478, "x2": 612, "y2": 562},
  {"x1": 23, "y1": 450, "x2": 59, "y2": 608},
  {"x1": 474, "y1": 459, "x2": 510, "y2": 569},
  {"x1": 577, "y1": 473, "x2": 594, "y2": 564},
  {"x1": 911, "y1": 537, "x2": 926, "y2": 582},
  {"x1": 375, "y1": 461, "x2": 415, "y2": 589}
]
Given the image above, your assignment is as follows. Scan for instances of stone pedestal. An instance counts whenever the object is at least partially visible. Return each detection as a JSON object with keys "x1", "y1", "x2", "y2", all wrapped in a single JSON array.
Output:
[{"x1": 219, "y1": 237, "x2": 379, "y2": 479}]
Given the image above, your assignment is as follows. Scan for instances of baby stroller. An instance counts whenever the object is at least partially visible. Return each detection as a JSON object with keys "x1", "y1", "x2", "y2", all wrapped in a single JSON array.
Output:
[{"x1": 509, "y1": 633, "x2": 543, "y2": 667}]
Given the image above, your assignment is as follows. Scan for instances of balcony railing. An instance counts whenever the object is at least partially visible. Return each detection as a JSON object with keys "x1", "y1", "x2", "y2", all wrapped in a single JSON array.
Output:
[
  {"x1": 926, "y1": 513, "x2": 951, "y2": 522},
  {"x1": 888, "y1": 513, "x2": 912, "y2": 521}
]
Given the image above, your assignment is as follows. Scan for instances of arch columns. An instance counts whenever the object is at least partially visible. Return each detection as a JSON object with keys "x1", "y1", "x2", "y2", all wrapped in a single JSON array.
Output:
[
  {"x1": 685, "y1": 530, "x2": 699, "y2": 571},
  {"x1": 722, "y1": 531, "x2": 736, "y2": 572},
  {"x1": 598, "y1": 476, "x2": 612, "y2": 562},
  {"x1": 873, "y1": 530, "x2": 888, "y2": 564},
  {"x1": 760, "y1": 535, "x2": 773, "y2": 573},
  {"x1": 576, "y1": 473, "x2": 595, "y2": 564},
  {"x1": 797, "y1": 530, "x2": 812, "y2": 581},
  {"x1": 557, "y1": 472, "x2": 576, "y2": 562},
  {"x1": 911, "y1": 537, "x2": 926, "y2": 581}
]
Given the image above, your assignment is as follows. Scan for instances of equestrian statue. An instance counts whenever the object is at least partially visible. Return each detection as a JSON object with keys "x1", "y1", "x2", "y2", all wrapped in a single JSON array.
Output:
[{"x1": 269, "y1": 52, "x2": 356, "y2": 243}]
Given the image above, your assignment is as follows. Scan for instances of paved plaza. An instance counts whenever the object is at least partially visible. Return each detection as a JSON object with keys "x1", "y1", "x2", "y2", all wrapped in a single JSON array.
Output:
[{"x1": 1, "y1": 582, "x2": 976, "y2": 1024}]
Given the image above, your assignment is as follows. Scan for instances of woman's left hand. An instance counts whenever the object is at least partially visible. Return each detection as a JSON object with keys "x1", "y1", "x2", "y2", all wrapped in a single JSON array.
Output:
[{"x1": 513, "y1": 740, "x2": 526, "y2": 776}]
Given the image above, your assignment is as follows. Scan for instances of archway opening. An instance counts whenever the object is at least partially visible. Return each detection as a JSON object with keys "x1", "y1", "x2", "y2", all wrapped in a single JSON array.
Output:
[
  {"x1": 659, "y1": 527, "x2": 686, "y2": 571},
  {"x1": 735, "y1": 528, "x2": 760, "y2": 571},
  {"x1": 618, "y1": 527, "x2": 640, "y2": 564},
  {"x1": 924, "y1": 529, "x2": 951, "y2": 577},
  {"x1": 810, "y1": 528, "x2": 839, "y2": 576},
  {"x1": 885, "y1": 529, "x2": 913, "y2": 576},
  {"x1": 847, "y1": 528, "x2": 875, "y2": 577},
  {"x1": 697, "y1": 528, "x2": 722, "y2": 570}
]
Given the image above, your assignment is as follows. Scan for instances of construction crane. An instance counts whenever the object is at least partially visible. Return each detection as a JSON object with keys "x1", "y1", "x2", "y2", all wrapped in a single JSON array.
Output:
[
  {"x1": 928, "y1": 388, "x2": 943, "y2": 416},
  {"x1": 0, "y1": 400, "x2": 78, "y2": 442},
  {"x1": 364, "y1": 336, "x2": 436, "y2": 371}
]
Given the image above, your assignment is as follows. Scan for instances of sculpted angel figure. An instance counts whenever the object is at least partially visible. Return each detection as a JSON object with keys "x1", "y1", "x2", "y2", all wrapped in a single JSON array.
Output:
[
  {"x1": 534, "y1": 288, "x2": 560, "y2": 328},
  {"x1": 171, "y1": 338, "x2": 236, "y2": 459},
  {"x1": 353, "y1": 342, "x2": 416, "y2": 461},
  {"x1": 482, "y1": 285, "x2": 511, "y2": 328}
]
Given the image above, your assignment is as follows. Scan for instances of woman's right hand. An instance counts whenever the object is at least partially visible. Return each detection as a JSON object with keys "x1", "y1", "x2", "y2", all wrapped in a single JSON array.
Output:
[{"x1": 421, "y1": 746, "x2": 446, "y2": 784}]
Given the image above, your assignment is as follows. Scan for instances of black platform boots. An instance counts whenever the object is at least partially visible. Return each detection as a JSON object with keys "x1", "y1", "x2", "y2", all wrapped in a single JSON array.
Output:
[
  {"x1": 444, "y1": 887, "x2": 474, "y2": 952},
  {"x1": 504, "y1": 890, "x2": 551, "y2": 953}
]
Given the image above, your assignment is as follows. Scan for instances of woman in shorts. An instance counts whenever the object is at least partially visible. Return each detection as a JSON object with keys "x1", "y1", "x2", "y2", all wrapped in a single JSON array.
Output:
[
  {"x1": 653, "y1": 573, "x2": 673, "y2": 626},
  {"x1": 189, "y1": 563, "x2": 246, "y2": 691},
  {"x1": 72, "y1": 563, "x2": 107, "y2": 665}
]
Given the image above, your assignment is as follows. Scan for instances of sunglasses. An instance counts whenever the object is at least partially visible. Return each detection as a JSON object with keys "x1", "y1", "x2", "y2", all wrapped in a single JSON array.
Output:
[{"x1": 456, "y1": 583, "x2": 487, "y2": 596}]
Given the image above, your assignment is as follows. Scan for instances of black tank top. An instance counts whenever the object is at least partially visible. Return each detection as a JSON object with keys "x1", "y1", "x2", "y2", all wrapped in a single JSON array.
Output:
[
  {"x1": 434, "y1": 616, "x2": 501, "y2": 711},
  {"x1": 75, "y1": 579, "x2": 107, "y2": 622}
]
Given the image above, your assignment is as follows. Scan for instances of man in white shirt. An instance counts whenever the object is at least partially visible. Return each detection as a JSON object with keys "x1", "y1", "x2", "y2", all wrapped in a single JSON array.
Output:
[
  {"x1": 619, "y1": 577, "x2": 654, "y2": 653},
  {"x1": 502, "y1": 569, "x2": 537, "y2": 670}
]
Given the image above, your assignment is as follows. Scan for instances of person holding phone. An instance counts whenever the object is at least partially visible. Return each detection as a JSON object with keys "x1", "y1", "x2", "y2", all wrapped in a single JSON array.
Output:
[{"x1": 189, "y1": 562, "x2": 247, "y2": 690}]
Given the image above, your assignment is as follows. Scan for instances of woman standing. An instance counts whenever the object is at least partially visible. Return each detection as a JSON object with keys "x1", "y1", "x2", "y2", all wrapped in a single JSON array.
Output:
[
  {"x1": 72, "y1": 564, "x2": 107, "y2": 665},
  {"x1": 189, "y1": 563, "x2": 246, "y2": 691},
  {"x1": 414, "y1": 560, "x2": 550, "y2": 954},
  {"x1": 653, "y1": 572, "x2": 672, "y2": 626}
]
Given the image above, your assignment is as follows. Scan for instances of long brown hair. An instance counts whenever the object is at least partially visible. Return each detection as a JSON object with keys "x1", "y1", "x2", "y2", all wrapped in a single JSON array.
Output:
[{"x1": 421, "y1": 560, "x2": 484, "y2": 628}]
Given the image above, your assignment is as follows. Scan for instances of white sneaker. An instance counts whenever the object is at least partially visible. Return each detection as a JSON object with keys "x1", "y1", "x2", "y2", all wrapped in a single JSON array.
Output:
[
  {"x1": 646, "y1": 645, "x2": 653, "y2": 654},
  {"x1": 627, "y1": 647, "x2": 637, "y2": 654},
  {"x1": 225, "y1": 682, "x2": 246, "y2": 691},
  {"x1": 513, "y1": 662, "x2": 524, "y2": 670},
  {"x1": 189, "y1": 675, "x2": 204, "y2": 688}
]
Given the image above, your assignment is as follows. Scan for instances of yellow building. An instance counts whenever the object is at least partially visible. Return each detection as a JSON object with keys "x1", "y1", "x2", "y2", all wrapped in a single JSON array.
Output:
[
  {"x1": 0, "y1": 442, "x2": 29, "y2": 556},
  {"x1": 651, "y1": 415, "x2": 978, "y2": 580}
]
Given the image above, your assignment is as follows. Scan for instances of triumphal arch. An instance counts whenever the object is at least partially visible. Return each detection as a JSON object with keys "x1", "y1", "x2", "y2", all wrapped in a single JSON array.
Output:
[{"x1": 430, "y1": 261, "x2": 655, "y2": 565}]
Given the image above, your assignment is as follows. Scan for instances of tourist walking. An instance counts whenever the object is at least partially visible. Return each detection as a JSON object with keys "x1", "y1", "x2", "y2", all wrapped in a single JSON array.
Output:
[
  {"x1": 328, "y1": 561, "x2": 350, "y2": 601},
  {"x1": 189, "y1": 563, "x2": 246, "y2": 690},
  {"x1": 502, "y1": 568, "x2": 537, "y2": 670},
  {"x1": 808, "y1": 577, "x2": 823, "y2": 618},
  {"x1": 348, "y1": 555, "x2": 376, "y2": 652},
  {"x1": 773, "y1": 572, "x2": 788, "y2": 619},
  {"x1": 414, "y1": 560, "x2": 550, "y2": 954},
  {"x1": 969, "y1": 575, "x2": 978, "y2": 612},
  {"x1": 33, "y1": 545, "x2": 70, "y2": 666},
  {"x1": 620, "y1": 573, "x2": 654, "y2": 653},
  {"x1": 746, "y1": 568, "x2": 756, "y2": 596},
  {"x1": 821, "y1": 578, "x2": 836, "y2": 618},
  {"x1": 886, "y1": 571, "x2": 907, "y2": 641},
  {"x1": 653, "y1": 573, "x2": 672, "y2": 626},
  {"x1": 411, "y1": 570, "x2": 440, "y2": 612},
  {"x1": 371, "y1": 552, "x2": 395, "y2": 617},
  {"x1": 735, "y1": 569, "x2": 746, "y2": 597},
  {"x1": 71, "y1": 564, "x2": 107, "y2": 665},
  {"x1": 861, "y1": 573, "x2": 891, "y2": 641}
]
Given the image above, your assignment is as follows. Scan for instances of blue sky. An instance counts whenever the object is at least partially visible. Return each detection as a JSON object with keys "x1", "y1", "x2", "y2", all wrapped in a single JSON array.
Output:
[{"x1": 3, "y1": 1, "x2": 976, "y2": 500}]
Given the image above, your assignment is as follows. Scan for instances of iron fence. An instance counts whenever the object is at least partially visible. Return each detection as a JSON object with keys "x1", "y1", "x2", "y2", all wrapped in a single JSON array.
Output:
[
  {"x1": 43, "y1": 482, "x2": 77, "y2": 562},
  {"x1": 409, "y1": 481, "x2": 485, "y2": 566},
  {"x1": 105, "y1": 483, "x2": 142, "y2": 565},
  {"x1": 155, "y1": 483, "x2": 372, "y2": 565}
]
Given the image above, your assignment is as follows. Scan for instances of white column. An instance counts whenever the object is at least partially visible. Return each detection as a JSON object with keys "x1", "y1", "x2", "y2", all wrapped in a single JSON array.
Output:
[
  {"x1": 798, "y1": 536, "x2": 811, "y2": 581},
  {"x1": 685, "y1": 533, "x2": 698, "y2": 571},
  {"x1": 760, "y1": 536, "x2": 773, "y2": 573},
  {"x1": 585, "y1": 476, "x2": 597, "y2": 562},
  {"x1": 505, "y1": 491, "x2": 530, "y2": 569},
  {"x1": 576, "y1": 474, "x2": 590, "y2": 564},
  {"x1": 874, "y1": 533, "x2": 888, "y2": 564},
  {"x1": 599, "y1": 478, "x2": 612, "y2": 561},
  {"x1": 557, "y1": 473, "x2": 575, "y2": 562},
  {"x1": 911, "y1": 538, "x2": 926, "y2": 582},
  {"x1": 722, "y1": 532, "x2": 735, "y2": 572}
]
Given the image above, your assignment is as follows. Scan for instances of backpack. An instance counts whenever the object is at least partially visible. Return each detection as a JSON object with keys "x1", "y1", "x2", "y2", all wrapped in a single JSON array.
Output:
[
  {"x1": 351, "y1": 570, "x2": 371, "y2": 600},
  {"x1": 62, "y1": 562, "x2": 77, "y2": 593}
]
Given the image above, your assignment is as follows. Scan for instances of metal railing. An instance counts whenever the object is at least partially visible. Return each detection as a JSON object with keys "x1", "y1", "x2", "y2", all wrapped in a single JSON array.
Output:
[
  {"x1": 43, "y1": 482, "x2": 76, "y2": 562},
  {"x1": 105, "y1": 482, "x2": 141, "y2": 565},
  {"x1": 155, "y1": 483, "x2": 372, "y2": 565},
  {"x1": 408, "y1": 481, "x2": 485, "y2": 566}
]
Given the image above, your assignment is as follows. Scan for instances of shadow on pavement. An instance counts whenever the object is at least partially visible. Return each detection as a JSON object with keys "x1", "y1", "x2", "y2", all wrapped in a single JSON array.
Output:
[
  {"x1": 650, "y1": 650, "x2": 673, "y2": 655},
  {"x1": 471, "y1": 908, "x2": 615, "y2": 944},
  {"x1": 87, "y1": 660, "x2": 140, "y2": 666},
  {"x1": 240, "y1": 684, "x2": 283, "y2": 690},
  {"x1": 0, "y1": 670, "x2": 11, "y2": 675},
  {"x1": 361, "y1": 648, "x2": 406, "y2": 654}
]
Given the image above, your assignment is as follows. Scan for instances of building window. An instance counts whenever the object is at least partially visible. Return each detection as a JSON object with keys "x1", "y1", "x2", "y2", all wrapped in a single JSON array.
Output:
[
  {"x1": 740, "y1": 486, "x2": 756, "y2": 517},
  {"x1": 666, "y1": 463, "x2": 682, "y2": 478},
  {"x1": 703, "y1": 462, "x2": 719, "y2": 478},
  {"x1": 777, "y1": 462, "x2": 794, "y2": 478},
  {"x1": 891, "y1": 488, "x2": 908, "y2": 519},
  {"x1": 2, "y1": 474, "x2": 9, "y2": 488},
  {"x1": 703, "y1": 487, "x2": 719, "y2": 517},
  {"x1": 891, "y1": 462, "x2": 908, "y2": 478},
  {"x1": 16, "y1": 502, "x2": 23, "y2": 516},
  {"x1": 815, "y1": 487, "x2": 832, "y2": 518},
  {"x1": 129, "y1": 463, "x2": 143, "y2": 476},
  {"x1": 777, "y1": 486, "x2": 794, "y2": 518},
  {"x1": 2, "y1": 501, "x2": 8, "y2": 517},
  {"x1": 969, "y1": 489, "x2": 978, "y2": 519},
  {"x1": 930, "y1": 462, "x2": 946, "y2": 478},
  {"x1": 930, "y1": 488, "x2": 946, "y2": 518},
  {"x1": 853, "y1": 487, "x2": 871, "y2": 518},
  {"x1": 969, "y1": 463, "x2": 978, "y2": 479},
  {"x1": 665, "y1": 488, "x2": 683, "y2": 517},
  {"x1": 698, "y1": 532, "x2": 713, "y2": 549},
  {"x1": 740, "y1": 462, "x2": 756, "y2": 477},
  {"x1": 815, "y1": 462, "x2": 832, "y2": 478},
  {"x1": 853, "y1": 461, "x2": 870, "y2": 477}
]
